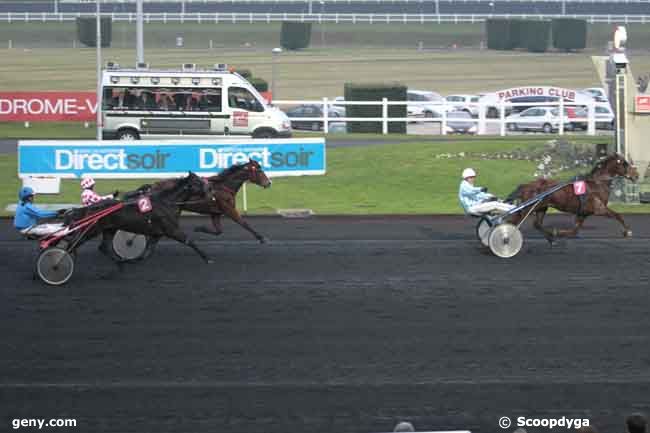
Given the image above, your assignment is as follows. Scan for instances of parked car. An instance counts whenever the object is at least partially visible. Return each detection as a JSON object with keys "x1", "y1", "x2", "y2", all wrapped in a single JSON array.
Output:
[
  {"x1": 284, "y1": 104, "x2": 345, "y2": 131},
  {"x1": 445, "y1": 94, "x2": 480, "y2": 116},
  {"x1": 505, "y1": 106, "x2": 572, "y2": 133},
  {"x1": 580, "y1": 87, "x2": 608, "y2": 103},
  {"x1": 486, "y1": 95, "x2": 559, "y2": 118},
  {"x1": 571, "y1": 103, "x2": 615, "y2": 130},
  {"x1": 445, "y1": 111, "x2": 477, "y2": 134},
  {"x1": 407, "y1": 90, "x2": 444, "y2": 119}
]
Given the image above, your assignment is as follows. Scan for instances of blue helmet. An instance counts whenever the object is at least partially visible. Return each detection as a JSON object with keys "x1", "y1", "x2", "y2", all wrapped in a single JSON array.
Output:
[{"x1": 19, "y1": 186, "x2": 34, "y2": 201}]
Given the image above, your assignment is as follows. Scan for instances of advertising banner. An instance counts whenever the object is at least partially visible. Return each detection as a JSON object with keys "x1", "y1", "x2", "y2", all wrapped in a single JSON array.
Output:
[
  {"x1": 0, "y1": 92, "x2": 97, "y2": 122},
  {"x1": 18, "y1": 138, "x2": 326, "y2": 178},
  {"x1": 635, "y1": 95, "x2": 650, "y2": 113}
]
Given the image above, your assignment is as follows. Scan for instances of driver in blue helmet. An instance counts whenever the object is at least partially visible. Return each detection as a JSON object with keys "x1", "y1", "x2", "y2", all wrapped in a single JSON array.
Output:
[{"x1": 14, "y1": 186, "x2": 67, "y2": 237}]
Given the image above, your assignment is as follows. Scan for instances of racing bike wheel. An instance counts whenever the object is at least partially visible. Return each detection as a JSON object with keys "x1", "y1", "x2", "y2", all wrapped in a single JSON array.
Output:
[
  {"x1": 112, "y1": 230, "x2": 149, "y2": 262},
  {"x1": 36, "y1": 247, "x2": 75, "y2": 286},
  {"x1": 475, "y1": 216, "x2": 493, "y2": 247},
  {"x1": 488, "y1": 223, "x2": 524, "y2": 258}
]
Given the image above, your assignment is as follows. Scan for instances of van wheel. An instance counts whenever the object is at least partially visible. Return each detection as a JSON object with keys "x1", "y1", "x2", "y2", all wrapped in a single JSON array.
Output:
[
  {"x1": 253, "y1": 128, "x2": 277, "y2": 139},
  {"x1": 542, "y1": 123, "x2": 553, "y2": 134},
  {"x1": 117, "y1": 128, "x2": 140, "y2": 140}
]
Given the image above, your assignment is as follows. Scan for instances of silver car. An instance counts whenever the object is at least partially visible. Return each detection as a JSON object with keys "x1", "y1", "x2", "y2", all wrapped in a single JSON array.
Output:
[{"x1": 505, "y1": 106, "x2": 572, "y2": 133}]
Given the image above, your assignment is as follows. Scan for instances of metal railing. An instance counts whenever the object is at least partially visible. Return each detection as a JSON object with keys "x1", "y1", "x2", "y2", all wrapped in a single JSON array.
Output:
[
  {"x1": 1, "y1": 12, "x2": 649, "y2": 23},
  {"x1": 273, "y1": 98, "x2": 610, "y2": 136}
]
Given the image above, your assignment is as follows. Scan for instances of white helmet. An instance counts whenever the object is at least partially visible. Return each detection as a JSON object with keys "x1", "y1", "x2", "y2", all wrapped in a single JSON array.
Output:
[
  {"x1": 80, "y1": 177, "x2": 96, "y2": 189},
  {"x1": 462, "y1": 168, "x2": 477, "y2": 179}
]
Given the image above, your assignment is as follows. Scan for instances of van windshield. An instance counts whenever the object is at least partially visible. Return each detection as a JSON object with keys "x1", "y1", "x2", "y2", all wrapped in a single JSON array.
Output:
[{"x1": 228, "y1": 87, "x2": 265, "y2": 112}]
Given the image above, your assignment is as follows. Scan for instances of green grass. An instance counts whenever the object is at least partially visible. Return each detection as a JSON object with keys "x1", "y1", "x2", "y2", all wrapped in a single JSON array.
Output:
[{"x1": 3, "y1": 137, "x2": 648, "y2": 216}]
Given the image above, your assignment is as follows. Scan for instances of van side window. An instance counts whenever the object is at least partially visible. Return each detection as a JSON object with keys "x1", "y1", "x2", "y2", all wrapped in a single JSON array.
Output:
[{"x1": 228, "y1": 87, "x2": 264, "y2": 112}]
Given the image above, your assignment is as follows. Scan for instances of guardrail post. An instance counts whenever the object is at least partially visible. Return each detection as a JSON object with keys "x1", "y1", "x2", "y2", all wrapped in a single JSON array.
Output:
[
  {"x1": 478, "y1": 103, "x2": 486, "y2": 135},
  {"x1": 323, "y1": 97, "x2": 329, "y2": 134},
  {"x1": 559, "y1": 98, "x2": 564, "y2": 135},
  {"x1": 499, "y1": 100, "x2": 506, "y2": 136},
  {"x1": 382, "y1": 98, "x2": 388, "y2": 135},
  {"x1": 441, "y1": 101, "x2": 447, "y2": 135},
  {"x1": 587, "y1": 101, "x2": 596, "y2": 136}
]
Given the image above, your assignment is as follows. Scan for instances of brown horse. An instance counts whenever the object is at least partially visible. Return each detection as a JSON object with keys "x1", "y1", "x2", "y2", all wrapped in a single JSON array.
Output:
[
  {"x1": 129, "y1": 159, "x2": 272, "y2": 245},
  {"x1": 506, "y1": 153, "x2": 639, "y2": 242}
]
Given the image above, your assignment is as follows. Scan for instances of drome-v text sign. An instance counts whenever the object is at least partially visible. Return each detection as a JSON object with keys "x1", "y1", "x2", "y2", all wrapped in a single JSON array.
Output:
[
  {"x1": 18, "y1": 138, "x2": 326, "y2": 178},
  {"x1": 0, "y1": 92, "x2": 97, "y2": 122}
]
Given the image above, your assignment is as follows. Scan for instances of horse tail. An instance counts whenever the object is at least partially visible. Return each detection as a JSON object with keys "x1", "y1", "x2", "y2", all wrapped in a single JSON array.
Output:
[{"x1": 505, "y1": 184, "x2": 526, "y2": 204}]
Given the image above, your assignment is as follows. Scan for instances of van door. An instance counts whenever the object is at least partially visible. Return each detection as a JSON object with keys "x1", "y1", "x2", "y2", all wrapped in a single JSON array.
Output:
[{"x1": 226, "y1": 86, "x2": 266, "y2": 136}]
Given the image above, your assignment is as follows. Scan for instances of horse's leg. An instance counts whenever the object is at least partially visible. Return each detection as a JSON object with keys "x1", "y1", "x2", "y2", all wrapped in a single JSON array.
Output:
[
  {"x1": 555, "y1": 216, "x2": 586, "y2": 238},
  {"x1": 596, "y1": 206, "x2": 633, "y2": 237},
  {"x1": 532, "y1": 207, "x2": 557, "y2": 243},
  {"x1": 222, "y1": 207, "x2": 267, "y2": 243},
  {"x1": 194, "y1": 214, "x2": 224, "y2": 237},
  {"x1": 141, "y1": 235, "x2": 160, "y2": 260},
  {"x1": 165, "y1": 227, "x2": 214, "y2": 264}
]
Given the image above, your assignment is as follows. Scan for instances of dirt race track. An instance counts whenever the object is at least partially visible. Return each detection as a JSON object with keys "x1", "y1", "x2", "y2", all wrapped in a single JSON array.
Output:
[{"x1": 1, "y1": 215, "x2": 649, "y2": 433}]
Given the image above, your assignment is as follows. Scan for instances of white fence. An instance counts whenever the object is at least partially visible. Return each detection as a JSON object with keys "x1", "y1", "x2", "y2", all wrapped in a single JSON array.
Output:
[
  {"x1": 273, "y1": 98, "x2": 610, "y2": 136},
  {"x1": 1, "y1": 12, "x2": 650, "y2": 23}
]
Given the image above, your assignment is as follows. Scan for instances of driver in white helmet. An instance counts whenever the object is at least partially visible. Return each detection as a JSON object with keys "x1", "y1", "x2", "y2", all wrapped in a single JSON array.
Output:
[
  {"x1": 459, "y1": 168, "x2": 515, "y2": 215},
  {"x1": 80, "y1": 177, "x2": 119, "y2": 207}
]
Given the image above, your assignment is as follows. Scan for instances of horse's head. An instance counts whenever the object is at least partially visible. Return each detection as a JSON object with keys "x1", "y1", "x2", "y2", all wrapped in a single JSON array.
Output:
[
  {"x1": 593, "y1": 153, "x2": 639, "y2": 182},
  {"x1": 186, "y1": 171, "x2": 211, "y2": 196},
  {"x1": 244, "y1": 159, "x2": 272, "y2": 189}
]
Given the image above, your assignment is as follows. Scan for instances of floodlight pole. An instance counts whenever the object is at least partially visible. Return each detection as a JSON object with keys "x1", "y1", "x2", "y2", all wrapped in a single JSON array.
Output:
[
  {"x1": 136, "y1": 0, "x2": 144, "y2": 64},
  {"x1": 96, "y1": 0, "x2": 103, "y2": 141}
]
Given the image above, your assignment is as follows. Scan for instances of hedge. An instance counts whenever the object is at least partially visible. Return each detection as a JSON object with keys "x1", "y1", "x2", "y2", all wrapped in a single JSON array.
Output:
[
  {"x1": 523, "y1": 20, "x2": 551, "y2": 52},
  {"x1": 280, "y1": 22, "x2": 312, "y2": 50},
  {"x1": 486, "y1": 19, "x2": 511, "y2": 50},
  {"x1": 344, "y1": 83, "x2": 407, "y2": 134},
  {"x1": 552, "y1": 18, "x2": 587, "y2": 51},
  {"x1": 509, "y1": 19, "x2": 526, "y2": 49},
  {"x1": 76, "y1": 17, "x2": 112, "y2": 48},
  {"x1": 235, "y1": 69, "x2": 252, "y2": 79},
  {"x1": 249, "y1": 77, "x2": 269, "y2": 92}
]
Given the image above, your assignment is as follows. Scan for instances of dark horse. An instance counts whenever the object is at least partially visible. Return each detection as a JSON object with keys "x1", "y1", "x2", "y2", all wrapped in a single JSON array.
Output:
[
  {"x1": 506, "y1": 153, "x2": 639, "y2": 242},
  {"x1": 65, "y1": 172, "x2": 214, "y2": 263},
  {"x1": 129, "y1": 159, "x2": 272, "y2": 245}
]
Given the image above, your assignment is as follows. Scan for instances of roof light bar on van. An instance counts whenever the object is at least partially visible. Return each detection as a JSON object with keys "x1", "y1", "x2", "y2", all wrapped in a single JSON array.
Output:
[
  {"x1": 214, "y1": 63, "x2": 228, "y2": 71},
  {"x1": 182, "y1": 63, "x2": 197, "y2": 71}
]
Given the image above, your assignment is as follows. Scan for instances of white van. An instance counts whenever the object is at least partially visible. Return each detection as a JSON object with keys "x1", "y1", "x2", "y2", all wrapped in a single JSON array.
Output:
[{"x1": 101, "y1": 63, "x2": 292, "y2": 139}]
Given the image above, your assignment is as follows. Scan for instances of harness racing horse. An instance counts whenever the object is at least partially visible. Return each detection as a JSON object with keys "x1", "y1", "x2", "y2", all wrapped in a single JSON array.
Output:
[
  {"x1": 64, "y1": 172, "x2": 215, "y2": 264},
  {"x1": 137, "y1": 159, "x2": 272, "y2": 245},
  {"x1": 506, "y1": 154, "x2": 639, "y2": 242}
]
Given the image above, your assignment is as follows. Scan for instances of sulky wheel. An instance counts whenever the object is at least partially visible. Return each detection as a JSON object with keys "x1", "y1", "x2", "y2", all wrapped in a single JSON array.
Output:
[
  {"x1": 488, "y1": 223, "x2": 524, "y2": 258},
  {"x1": 475, "y1": 216, "x2": 493, "y2": 247},
  {"x1": 36, "y1": 247, "x2": 75, "y2": 285},
  {"x1": 111, "y1": 230, "x2": 148, "y2": 262}
]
